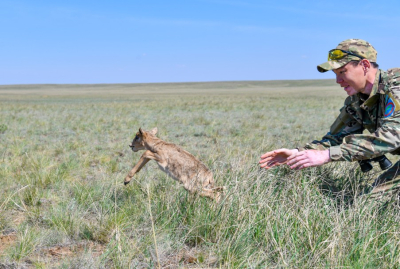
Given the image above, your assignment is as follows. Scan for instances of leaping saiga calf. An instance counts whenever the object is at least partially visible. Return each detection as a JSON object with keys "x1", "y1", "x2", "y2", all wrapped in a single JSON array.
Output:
[{"x1": 124, "y1": 128, "x2": 223, "y2": 201}]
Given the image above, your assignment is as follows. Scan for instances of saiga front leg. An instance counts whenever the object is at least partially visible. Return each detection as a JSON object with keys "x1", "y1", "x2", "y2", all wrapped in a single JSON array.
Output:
[{"x1": 124, "y1": 150, "x2": 157, "y2": 185}]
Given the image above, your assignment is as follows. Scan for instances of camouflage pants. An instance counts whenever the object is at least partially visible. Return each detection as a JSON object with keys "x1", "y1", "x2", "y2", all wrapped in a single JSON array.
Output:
[{"x1": 368, "y1": 160, "x2": 400, "y2": 198}]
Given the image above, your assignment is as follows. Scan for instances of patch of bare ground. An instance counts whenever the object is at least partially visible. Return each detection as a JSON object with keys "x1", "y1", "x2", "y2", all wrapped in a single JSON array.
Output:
[
  {"x1": 21, "y1": 241, "x2": 105, "y2": 267},
  {"x1": 0, "y1": 262, "x2": 29, "y2": 269},
  {"x1": 0, "y1": 231, "x2": 18, "y2": 255},
  {"x1": 157, "y1": 246, "x2": 219, "y2": 268},
  {"x1": 0, "y1": 211, "x2": 25, "y2": 255},
  {"x1": 40, "y1": 241, "x2": 105, "y2": 258},
  {"x1": 1, "y1": 230, "x2": 105, "y2": 268}
]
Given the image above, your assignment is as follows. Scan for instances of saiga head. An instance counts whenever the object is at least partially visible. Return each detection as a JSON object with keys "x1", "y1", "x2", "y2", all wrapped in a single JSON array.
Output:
[{"x1": 129, "y1": 127, "x2": 158, "y2": 152}]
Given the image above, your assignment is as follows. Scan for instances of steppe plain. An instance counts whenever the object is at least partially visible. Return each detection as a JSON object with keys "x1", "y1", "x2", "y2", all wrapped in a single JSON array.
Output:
[{"x1": 1, "y1": 80, "x2": 400, "y2": 268}]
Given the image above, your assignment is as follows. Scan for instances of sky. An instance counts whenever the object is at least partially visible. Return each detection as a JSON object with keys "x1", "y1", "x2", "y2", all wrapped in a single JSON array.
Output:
[{"x1": 1, "y1": 0, "x2": 400, "y2": 85}]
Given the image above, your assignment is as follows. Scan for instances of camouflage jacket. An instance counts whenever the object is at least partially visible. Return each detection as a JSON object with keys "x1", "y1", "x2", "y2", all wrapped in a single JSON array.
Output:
[{"x1": 299, "y1": 68, "x2": 400, "y2": 162}]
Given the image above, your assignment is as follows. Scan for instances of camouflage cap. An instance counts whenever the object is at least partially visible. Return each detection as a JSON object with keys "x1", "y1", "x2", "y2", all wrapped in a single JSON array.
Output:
[{"x1": 317, "y1": 39, "x2": 377, "y2": 73}]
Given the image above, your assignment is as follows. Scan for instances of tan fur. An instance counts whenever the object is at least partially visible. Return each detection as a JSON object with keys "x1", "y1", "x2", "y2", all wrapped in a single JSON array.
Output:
[{"x1": 124, "y1": 127, "x2": 223, "y2": 201}]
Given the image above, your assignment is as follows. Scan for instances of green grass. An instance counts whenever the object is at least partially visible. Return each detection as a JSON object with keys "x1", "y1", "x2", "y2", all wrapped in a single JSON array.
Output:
[{"x1": 1, "y1": 80, "x2": 400, "y2": 268}]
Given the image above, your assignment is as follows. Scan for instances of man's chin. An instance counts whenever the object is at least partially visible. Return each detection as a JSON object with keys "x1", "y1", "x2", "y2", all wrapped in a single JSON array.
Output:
[
  {"x1": 345, "y1": 91, "x2": 357, "y2": 96},
  {"x1": 344, "y1": 87, "x2": 358, "y2": 96}
]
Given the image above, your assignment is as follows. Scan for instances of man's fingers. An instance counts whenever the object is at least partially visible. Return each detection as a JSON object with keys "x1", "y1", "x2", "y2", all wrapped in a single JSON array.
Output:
[
  {"x1": 259, "y1": 156, "x2": 274, "y2": 164},
  {"x1": 289, "y1": 159, "x2": 309, "y2": 169},
  {"x1": 260, "y1": 159, "x2": 288, "y2": 169},
  {"x1": 260, "y1": 148, "x2": 298, "y2": 170},
  {"x1": 297, "y1": 163, "x2": 311, "y2": 169},
  {"x1": 260, "y1": 163, "x2": 274, "y2": 169},
  {"x1": 260, "y1": 164, "x2": 272, "y2": 169},
  {"x1": 261, "y1": 148, "x2": 290, "y2": 159},
  {"x1": 260, "y1": 160, "x2": 278, "y2": 168},
  {"x1": 260, "y1": 152, "x2": 276, "y2": 158}
]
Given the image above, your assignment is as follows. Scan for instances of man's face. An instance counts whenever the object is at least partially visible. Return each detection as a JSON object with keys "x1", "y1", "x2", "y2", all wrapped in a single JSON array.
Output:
[{"x1": 333, "y1": 61, "x2": 366, "y2": 96}]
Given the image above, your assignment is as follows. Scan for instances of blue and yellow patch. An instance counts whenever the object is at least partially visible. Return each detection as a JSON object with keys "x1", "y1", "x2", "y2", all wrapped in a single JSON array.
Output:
[{"x1": 385, "y1": 95, "x2": 396, "y2": 118}]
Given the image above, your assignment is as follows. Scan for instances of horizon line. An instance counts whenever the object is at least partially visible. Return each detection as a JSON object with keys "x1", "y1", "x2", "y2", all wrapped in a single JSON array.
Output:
[{"x1": 0, "y1": 78, "x2": 336, "y2": 87}]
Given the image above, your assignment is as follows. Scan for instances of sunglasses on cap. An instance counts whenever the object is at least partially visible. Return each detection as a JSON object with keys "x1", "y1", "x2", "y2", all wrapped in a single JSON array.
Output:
[{"x1": 328, "y1": 49, "x2": 365, "y2": 61}]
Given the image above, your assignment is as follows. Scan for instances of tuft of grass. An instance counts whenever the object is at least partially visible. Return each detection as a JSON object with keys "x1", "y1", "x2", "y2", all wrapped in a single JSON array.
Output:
[
  {"x1": 8, "y1": 226, "x2": 39, "y2": 262},
  {"x1": 0, "y1": 124, "x2": 7, "y2": 134}
]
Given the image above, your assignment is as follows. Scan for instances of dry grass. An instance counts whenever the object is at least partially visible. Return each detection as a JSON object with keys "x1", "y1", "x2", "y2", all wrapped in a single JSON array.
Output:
[{"x1": 1, "y1": 80, "x2": 400, "y2": 268}]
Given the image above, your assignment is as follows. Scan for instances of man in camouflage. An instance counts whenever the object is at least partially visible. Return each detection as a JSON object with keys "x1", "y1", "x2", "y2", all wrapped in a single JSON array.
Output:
[{"x1": 259, "y1": 39, "x2": 400, "y2": 195}]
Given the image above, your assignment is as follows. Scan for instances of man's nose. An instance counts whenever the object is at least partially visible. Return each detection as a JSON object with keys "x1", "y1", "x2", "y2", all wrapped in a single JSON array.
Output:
[{"x1": 336, "y1": 75, "x2": 343, "y2": 84}]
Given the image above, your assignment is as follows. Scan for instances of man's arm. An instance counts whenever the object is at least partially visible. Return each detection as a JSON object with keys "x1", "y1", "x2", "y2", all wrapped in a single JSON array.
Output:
[
  {"x1": 330, "y1": 112, "x2": 400, "y2": 161},
  {"x1": 285, "y1": 97, "x2": 363, "y2": 169},
  {"x1": 260, "y1": 98, "x2": 362, "y2": 170},
  {"x1": 299, "y1": 97, "x2": 364, "y2": 153}
]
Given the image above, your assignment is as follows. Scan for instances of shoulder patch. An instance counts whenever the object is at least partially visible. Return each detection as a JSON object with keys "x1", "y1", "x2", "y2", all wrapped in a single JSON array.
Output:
[{"x1": 385, "y1": 95, "x2": 395, "y2": 118}]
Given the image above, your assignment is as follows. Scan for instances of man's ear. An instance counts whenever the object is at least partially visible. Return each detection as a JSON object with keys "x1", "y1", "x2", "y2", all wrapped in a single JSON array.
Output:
[
  {"x1": 361, "y1": 59, "x2": 371, "y2": 70},
  {"x1": 150, "y1": 127, "x2": 158, "y2": 135}
]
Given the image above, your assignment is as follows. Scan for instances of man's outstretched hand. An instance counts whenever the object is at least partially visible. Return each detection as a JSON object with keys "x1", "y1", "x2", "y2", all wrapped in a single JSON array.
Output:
[
  {"x1": 260, "y1": 149, "x2": 331, "y2": 170},
  {"x1": 286, "y1": 149, "x2": 331, "y2": 169},
  {"x1": 259, "y1": 148, "x2": 299, "y2": 169}
]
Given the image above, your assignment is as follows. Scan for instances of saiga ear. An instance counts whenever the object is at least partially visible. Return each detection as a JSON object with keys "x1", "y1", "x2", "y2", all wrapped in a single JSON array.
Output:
[
  {"x1": 139, "y1": 127, "x2": 147, "y2": 138},
  {"x1": 150, "y1": 127, "x2": 158, "y2": 135}
]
